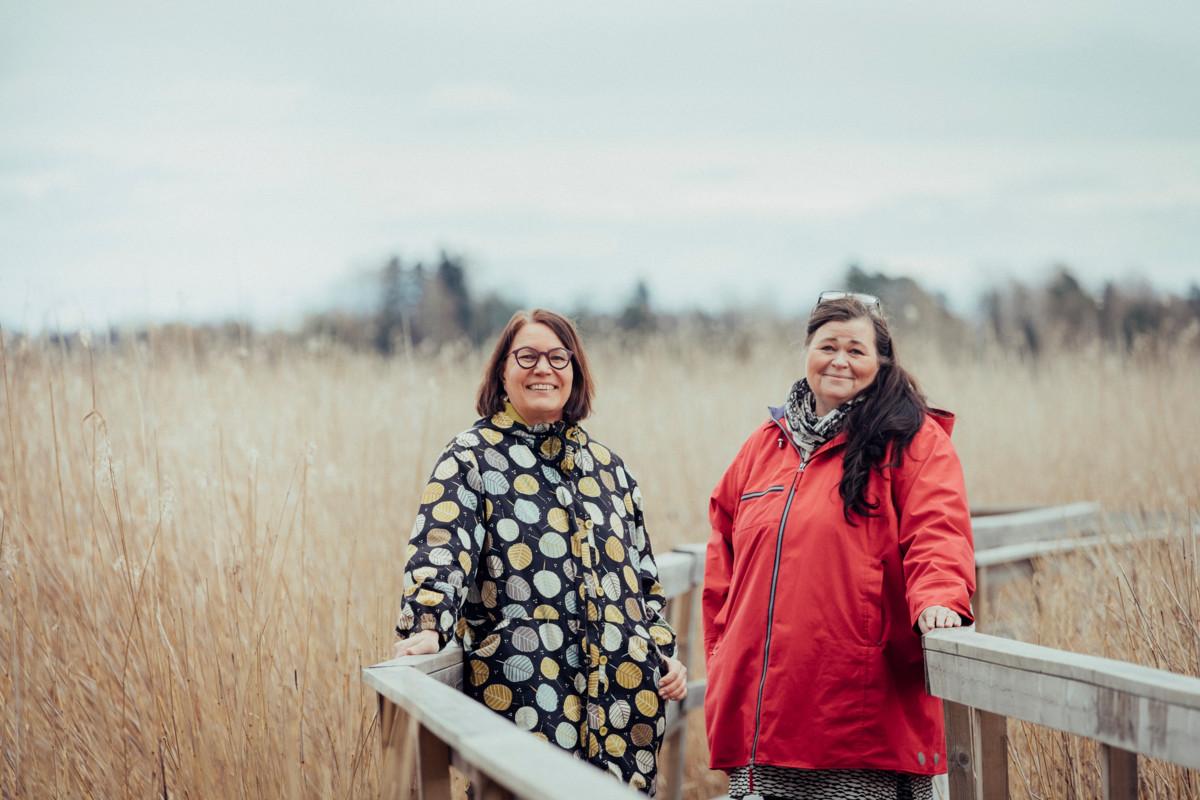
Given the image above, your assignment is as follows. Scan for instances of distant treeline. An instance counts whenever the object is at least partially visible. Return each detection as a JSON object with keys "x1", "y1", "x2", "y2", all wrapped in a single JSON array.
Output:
[
  {"x1": 842, "y1": 265, "x2": 1200, "y2": 356},
  {"x1": 18, "y1": 253, "x2": 1200, "y2": 358},
  {"x1": 300, "y1": 254, "x2": 1200, "y2": 357},
  {"x1": 299, "y1": 251, "x2": 672, "y2": 353},
  {"x1": 305, "y1": 252, "x2": 521, "y2": 353}
]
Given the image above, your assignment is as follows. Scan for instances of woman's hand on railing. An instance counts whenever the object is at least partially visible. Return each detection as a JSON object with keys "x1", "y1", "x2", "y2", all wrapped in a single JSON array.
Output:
[
  {"x1": 917, "y1": 605, "x2": 963, "y2": 635},
  {"x1": 658, "y1": 656, "x2": 688, "y2": 701},
  {"x1": 393, "y1": 629, "x2": 440, "y2": 658}
]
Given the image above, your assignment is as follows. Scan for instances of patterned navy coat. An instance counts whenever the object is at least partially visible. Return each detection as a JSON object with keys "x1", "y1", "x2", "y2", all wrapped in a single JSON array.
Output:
[{"x1": 397, "y1": 403, "x2": 677, "y2": 794}]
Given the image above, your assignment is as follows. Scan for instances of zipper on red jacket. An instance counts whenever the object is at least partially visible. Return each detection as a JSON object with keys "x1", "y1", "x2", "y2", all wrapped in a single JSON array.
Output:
[{"x1": 746, "y1": 418, "x2": 807, "y2": 792}]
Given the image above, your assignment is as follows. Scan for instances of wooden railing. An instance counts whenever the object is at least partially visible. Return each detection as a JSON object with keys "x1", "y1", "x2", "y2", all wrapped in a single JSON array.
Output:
[
  {"x1": 364, "y1": 648, "x2": 644, "y2": 799},
  {"x1": 366, "y1": 503, "x2": 1183, "y2": 799},
  {"x1": 364, "y1": 545, "x2": 707, "y2": 800},
  {"x1": 970, "y1": 502, "x2": 1100, "y2": 623},
  {"x1": 924, "y1": 626, "x2": 1200, "y2": 799}
]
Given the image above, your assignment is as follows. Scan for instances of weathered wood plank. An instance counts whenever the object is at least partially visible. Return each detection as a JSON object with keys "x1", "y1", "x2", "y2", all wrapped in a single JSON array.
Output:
[
  {"x1": 417, "y1": 723, "x2": 452, "y2": 800},
  {"x1": 970, "y1": 501, "x2": 1100, "y2": 549},
  {"x1": 663, "y1": 584, "x2": 697, "y2": 800},
  {"x1": 663, "y1": 683, "x2": 710, "y2": 738},
  {"x1": 925, "y1": 627, "x2": 1200, "y2": 709},
  {"x1": 365, "y1": 664, "x2": 642, "y2": 799},
  {"x1": 657, "y1": 551, "x2": 697, "y2": 600},
  {"x1": 377, "y1": 648, "x2": 463, "y2": 677},
  {"x1": 924, "y1": 627, "x2": 1200, "y2": 769},
  {"x1": 978, "y1": 710, "x2": 1008, "y2": 799},
  {"x1": 378, "y1": 699, "x2": 417, "y2": 800},
  {"x1": 453, "y1": 754, "x2": 516, "y2": 800},
  {"x1": 682, "y1": 679, "x2": 707, "y2": 714},
  {"x1": 972, "y1": 565, "x2": 992, "y2": 630},
  {"x1": 377, "y1": 647, "x2": 465, "y2": 688},
  {"x1": 942, "y1": 700, "x2": 979, "y2": 800},
  {"x1": 673, "y1": 542, "x2": 708, "y2": 585},
  {"x1": 425, "y1": 662, "x2": 464, "y2": 689},
  {"x1": 1101, "y1": 744, "x2": 1138, "y2": 800},
  {"x1": 975, "y1": 528, "x2": 1177, "y2": 568}
]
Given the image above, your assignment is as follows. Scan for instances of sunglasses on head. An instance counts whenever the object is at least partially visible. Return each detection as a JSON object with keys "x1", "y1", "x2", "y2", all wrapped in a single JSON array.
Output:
[{"x1": 815, "y1": 291, "x2": 882, "y2": 312}]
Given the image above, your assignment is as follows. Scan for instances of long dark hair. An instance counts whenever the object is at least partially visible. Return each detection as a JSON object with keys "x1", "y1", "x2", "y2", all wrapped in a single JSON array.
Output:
[{"x1": 805, "y1": 298, "x2": 927, "y2": 522}]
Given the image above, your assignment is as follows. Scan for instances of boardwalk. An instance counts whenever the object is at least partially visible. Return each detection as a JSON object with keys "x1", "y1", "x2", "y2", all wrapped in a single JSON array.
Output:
[{"x1": 366, "y1": 505, "x2": 1199, "y2": 799}]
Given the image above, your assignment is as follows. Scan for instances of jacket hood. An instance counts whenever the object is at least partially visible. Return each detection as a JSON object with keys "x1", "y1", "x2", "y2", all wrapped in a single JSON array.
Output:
[{"x1": 928, "y1": 407, "x2": 955, "y2": 436}]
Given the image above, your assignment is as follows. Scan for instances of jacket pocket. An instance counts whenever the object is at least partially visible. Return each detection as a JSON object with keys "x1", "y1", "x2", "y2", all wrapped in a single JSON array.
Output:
[
  {"x1": 863, "y1": 559, "x2": 887, "y2": 646},
  {"x1": 465, "y1": 615, "x2": 574, "y2": 731},
  {"x1": 733, "y1": 486, "x2": 786, "y2": 542},
  {"x1": 739, "y1": 485, "x2": 784, "y2": 502},
  {"x1": 465, "y1": 617, "x2": 542, "y2": 690}
]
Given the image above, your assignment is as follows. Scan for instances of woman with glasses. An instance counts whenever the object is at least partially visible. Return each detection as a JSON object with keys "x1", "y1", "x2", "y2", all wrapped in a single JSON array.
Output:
[
  {"x1": 704, "y1": 294, "x2": 975, "y2": 800},
  {"x1": 393, "y1": 308, "x2": 687, "y2": 795}
]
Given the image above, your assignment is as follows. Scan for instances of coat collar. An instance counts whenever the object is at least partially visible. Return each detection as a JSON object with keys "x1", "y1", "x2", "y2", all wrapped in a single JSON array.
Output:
[
  {"x1": 485, "y1": 401, "x2": 589, "y2": 455},
  {"x1": 767, "y1": 404, "x2": 958, "y2": 461},
  {"x1": 496, "y1": 400, "x2": 568, "y2": 435},
  {"x1": 768, "y1": 404, "x2": 846, "y2": 462}
]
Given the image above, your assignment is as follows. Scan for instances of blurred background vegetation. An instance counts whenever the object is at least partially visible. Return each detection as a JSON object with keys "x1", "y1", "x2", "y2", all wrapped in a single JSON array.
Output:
[{"x1": 16, "y1": 256, "x2": 1200, "y2": 361}]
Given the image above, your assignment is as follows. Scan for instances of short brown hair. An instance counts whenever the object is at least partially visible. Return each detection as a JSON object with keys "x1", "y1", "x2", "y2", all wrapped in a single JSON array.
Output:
[{"x1": 475, "y1": 309, "x2": 595, "y2": 423}]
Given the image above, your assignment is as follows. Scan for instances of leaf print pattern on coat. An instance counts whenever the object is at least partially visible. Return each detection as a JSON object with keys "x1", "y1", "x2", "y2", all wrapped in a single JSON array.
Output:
[{"x1": 397, "y1": 404, "x2": 677, "y2": 795}]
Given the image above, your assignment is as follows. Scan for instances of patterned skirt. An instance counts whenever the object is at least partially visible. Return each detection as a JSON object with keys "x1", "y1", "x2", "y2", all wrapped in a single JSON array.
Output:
[{"x1": 728, "y1": 765, "x2": 933, "y2": 800}]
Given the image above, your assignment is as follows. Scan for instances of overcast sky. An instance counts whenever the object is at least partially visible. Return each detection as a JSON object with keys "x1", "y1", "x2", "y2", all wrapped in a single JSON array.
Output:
[{"x1": 3, "y1": 1, "x2": 1199, "y2": 331}]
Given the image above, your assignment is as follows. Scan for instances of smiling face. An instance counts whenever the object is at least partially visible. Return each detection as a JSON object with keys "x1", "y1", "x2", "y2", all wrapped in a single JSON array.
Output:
[
  {"x1": 805, "y1": 316, "x2": 881, "y2": 416},
  {"x1": 502, "y1": 322, "x2": 574, "y2": 425}
]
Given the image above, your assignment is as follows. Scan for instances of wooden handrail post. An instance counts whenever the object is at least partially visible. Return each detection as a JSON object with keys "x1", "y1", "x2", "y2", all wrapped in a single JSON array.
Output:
[
  {"x1": 942, "y1": 701, "x2": 1009, "y2": 799},
  {"x1": 662, "y1": 582, "x2": 697, "y2": 800},
  {"x1": 973, "y1": 565, "x2": 990, "y2": 631},
  {"x1": 943, "y1": 700, "x2": 980, "y2": 800},
  {"x1": 417, "y1": 723, "x2": 452, "y2": 800},
  {"x1": 978, "y1": 710, "x2": 1009, "y2": 798},
  {"x1": 456, "y1": 757, "x2": 516, "y2": 800},
  {"x1": 1101, "y1": 745, "x2": 1138, "y2": 800},
  {"x1": 378, "y1": 696, "x2": 452, "y2": 800},
  {"x1": 379, "y1": 696, "x2": 417, "y2": 800}
]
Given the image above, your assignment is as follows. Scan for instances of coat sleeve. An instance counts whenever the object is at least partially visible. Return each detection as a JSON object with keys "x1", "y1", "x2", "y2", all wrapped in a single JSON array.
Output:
[
  {"x1": 627, "y1": 468, "x2": 677, "y2": 660},
  {"x1": 395, "y1": 441, "x2": 486, "y2": 649},
  {"x1": 704, "y1": 435, "x2": 750, "y2": 664},
  {"x1": 893, "y1": 419, "x2": 976, "y2": 628}
]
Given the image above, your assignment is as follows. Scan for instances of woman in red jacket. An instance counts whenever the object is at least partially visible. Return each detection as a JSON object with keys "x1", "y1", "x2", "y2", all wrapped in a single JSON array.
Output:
[{"x1": 704, "y1": 293, "x2": 975, "y2": 800}]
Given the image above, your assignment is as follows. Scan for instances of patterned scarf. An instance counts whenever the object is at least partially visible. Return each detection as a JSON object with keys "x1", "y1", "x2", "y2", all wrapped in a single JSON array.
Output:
[{"x1": 783, "y1": 378, "x2": 866, "y2": 464}]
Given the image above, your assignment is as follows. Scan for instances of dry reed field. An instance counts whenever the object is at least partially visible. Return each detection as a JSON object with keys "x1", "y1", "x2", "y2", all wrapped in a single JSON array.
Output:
[{"x1": 1, "y1": 327, "x2": 1198, "y2": 798}]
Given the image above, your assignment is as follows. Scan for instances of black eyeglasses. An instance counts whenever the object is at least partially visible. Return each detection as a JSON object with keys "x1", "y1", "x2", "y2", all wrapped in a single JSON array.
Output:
[
  {"x1": 815, "y1": 291, "x2": 882, "y2": 311},
  {"x1": 510, "y1": 347, "x2": 573, "y2": 370}
]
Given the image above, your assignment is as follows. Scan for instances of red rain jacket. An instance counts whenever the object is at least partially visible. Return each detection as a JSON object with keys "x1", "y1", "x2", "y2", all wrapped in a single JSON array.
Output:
[{"x1": 704, "y1": 408, "x2": 975, "y2": 776}]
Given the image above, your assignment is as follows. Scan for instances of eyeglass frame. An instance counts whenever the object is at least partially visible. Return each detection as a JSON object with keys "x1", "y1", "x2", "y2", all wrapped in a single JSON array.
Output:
[
  {"x1": 815, "y1": 291, "x2": 882, "y2": 312},
  {"x1": 509, "y1": 346, "x2": 574, "y2": 371}
]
